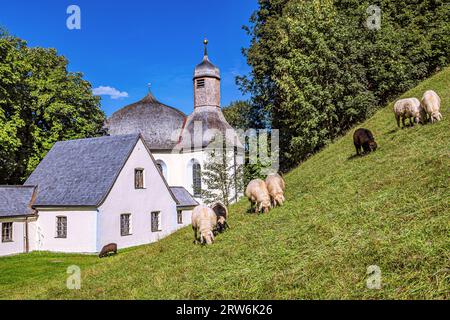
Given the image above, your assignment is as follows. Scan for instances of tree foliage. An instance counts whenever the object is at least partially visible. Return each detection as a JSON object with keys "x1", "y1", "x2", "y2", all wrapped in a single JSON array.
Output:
[
  {"x1": 0, "y1": 31, "x2": 105, "y2": 184},
  {"x1": 201, "y1": 148, "x2": 244, "y2": 207},
  {"x1": 239, "y1": 0, "x2": 450, "y2": 171}
]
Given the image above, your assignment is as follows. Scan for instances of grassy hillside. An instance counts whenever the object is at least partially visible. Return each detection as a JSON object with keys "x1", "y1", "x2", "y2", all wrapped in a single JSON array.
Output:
[{"x1": 1, "y1": 68, "x2": 449, "y2": 300}]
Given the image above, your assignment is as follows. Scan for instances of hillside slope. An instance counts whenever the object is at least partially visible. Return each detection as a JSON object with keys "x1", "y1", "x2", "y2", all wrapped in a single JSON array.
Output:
[{"x1": 1, "y1": 68, "x2": 449, "y2": 300}]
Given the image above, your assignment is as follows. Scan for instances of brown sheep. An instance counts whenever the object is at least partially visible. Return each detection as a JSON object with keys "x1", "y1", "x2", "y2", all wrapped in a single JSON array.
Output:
[
  {"x1": 353, "y1": 128, "x2": 377, "y2": 156},
  {"x1": 99, "y1": 243, "x2": 117, "y2": 258}
]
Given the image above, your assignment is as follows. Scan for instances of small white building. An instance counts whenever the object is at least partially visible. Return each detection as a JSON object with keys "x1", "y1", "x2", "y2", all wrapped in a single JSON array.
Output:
[
  {"x1": 0, "y1": 134, "x2": 198, "y2": 256},
  {"x1": 0, "y1": 186, "x2": 38, "y2": 256}
]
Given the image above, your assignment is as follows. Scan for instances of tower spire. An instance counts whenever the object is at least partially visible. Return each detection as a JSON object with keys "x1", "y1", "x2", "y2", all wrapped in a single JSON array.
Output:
[{"x1": 203, "y1": 38, "x2": 208, "y2": 57}]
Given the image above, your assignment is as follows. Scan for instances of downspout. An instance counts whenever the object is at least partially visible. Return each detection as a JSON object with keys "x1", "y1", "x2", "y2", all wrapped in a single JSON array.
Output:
[{"x1": 24, "y1": 217, "x2": 29, "y2": 253}]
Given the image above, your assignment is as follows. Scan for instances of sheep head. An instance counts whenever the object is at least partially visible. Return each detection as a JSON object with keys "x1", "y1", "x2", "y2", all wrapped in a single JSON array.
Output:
[
  {"x1": 200, "y1": 230, "x2": 215, "y2": 245},
  {"x1": 216, "y1": 216, "x2": 227, "y2": 233},
  {"x1": 259, "y1": 199, "x2": 271, "y2": 213},
  {"x1": 369, "y1": 141, "x2": 377, "y2": 152},
  {"x1": 274, "y1": 194, "x2": 285, "y2": 206}
]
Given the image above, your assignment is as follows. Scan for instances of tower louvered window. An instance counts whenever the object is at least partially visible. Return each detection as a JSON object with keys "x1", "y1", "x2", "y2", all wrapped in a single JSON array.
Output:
[{"x1": 196, "y1": 79, "x2": 205, "y2": 88}]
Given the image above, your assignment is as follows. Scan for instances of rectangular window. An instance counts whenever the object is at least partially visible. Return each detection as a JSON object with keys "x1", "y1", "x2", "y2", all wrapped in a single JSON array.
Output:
[
  {"x1": 196, "y1": 79, "x2": 205, "y2": 88},
  {"x1": 177, "y1": 210, "x2": 183, "y2": 224},
  {"x1": 135, "y1": 169, "x2": 144, "y2": 189},
  {"x1": 151, "y1": 212, "x2": 161, "y2": 232},
  {"x1": 1, "y1": 222, "x2": 13, "y2": 242},
  {"x1": 56, "y1": 216, "x2": 67, "y2": 238},
  {"x1": 121, "y1": 214, "x2": 131, "y2": 236}
]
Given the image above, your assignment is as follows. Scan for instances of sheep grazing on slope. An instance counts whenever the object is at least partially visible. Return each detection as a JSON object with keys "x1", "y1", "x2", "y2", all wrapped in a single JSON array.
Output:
[
  {"x1": 353, "y1": 128, "x2": 377, "y2": 156},
  {"x1": 393, "y1": 98, "x2": 427, "y2": 128},
  {"x1": 421, "y1": 90, "x2": 443, "y2": 123},
  {"x1": 191, "y1": 205, "x2": 217, "y2": 245},
  {"x1": 245, "y1": 179, "x2": 271, "y2": 214},
  {"x1": 211, "y1": 202, "x2": 230, "y2": 233},
  {"x1": 99, "y1": 243, "x2": 117, "y2": 258},
  {"x1": 265, "y1": 173, "x2": 286, "y2": 207}
]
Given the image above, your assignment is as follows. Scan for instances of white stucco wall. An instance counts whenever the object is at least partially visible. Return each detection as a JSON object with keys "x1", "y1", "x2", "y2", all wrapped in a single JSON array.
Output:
[
  {"x1": 0, "y1": 218, "x2": 25, "y2": 256},
  {"x1": 153, "y1": 149, "x2": 245, "y2": 204},
  {"x1": 97, "y1": 139, "x2": 179, "y2": 251},
  {"x1": 0, "y1": 217, "x2": 38, "y2": 257},
  {"x1": 34, "y1": 209, "x2": 98, "y2": 253}
]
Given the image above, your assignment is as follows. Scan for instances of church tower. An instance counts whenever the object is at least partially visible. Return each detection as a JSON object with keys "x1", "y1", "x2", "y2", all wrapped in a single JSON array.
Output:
[{"x1": 193, "y1": 39, "x2": 221, "y2": 109}]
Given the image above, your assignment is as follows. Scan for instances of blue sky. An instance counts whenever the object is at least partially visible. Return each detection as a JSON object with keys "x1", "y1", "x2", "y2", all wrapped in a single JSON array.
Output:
[{"x1": 0, "y1": 0, "x2": 257, "y2": 116}]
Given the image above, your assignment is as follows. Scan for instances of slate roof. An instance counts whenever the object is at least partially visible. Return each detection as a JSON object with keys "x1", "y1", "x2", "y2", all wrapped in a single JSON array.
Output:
[
  {"x1": 0, "y1": 186, "x2": 36, "y2": 217},
  {"x1": 170, "y1": 187, "x2": 199, "y2": 209},
  {"x1": 104, "y1": 93, "x2": 186, "y2": 150},
  {"x1": 25, "y1": 134, "x2": 141, "y2": 207}
]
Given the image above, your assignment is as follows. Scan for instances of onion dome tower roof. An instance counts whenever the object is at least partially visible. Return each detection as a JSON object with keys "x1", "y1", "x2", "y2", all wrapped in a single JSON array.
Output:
[
  {"x1": 194, "y1": 39, "x2": 220, "y2": 80},
  {"x1": 104, "y1": 92, "x2": 186, "y2": 150}
]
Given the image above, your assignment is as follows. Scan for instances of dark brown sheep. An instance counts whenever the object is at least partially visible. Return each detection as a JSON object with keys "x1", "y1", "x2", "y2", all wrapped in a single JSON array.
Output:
[
  {"x1": 353, "y1": 128, "x2": 377, "y2": 156},
  {"x1": 99, "y1": 243, "x2": 117, "y2": 258}
]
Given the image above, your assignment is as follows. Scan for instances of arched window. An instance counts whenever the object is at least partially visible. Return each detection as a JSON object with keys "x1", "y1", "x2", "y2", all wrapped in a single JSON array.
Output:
[
  {"x1": 192, "y1": 162, "x2": 202, "y2": 197},
  {"x1": 155, "y1": 160, "x2": 168, "y2": 181}
]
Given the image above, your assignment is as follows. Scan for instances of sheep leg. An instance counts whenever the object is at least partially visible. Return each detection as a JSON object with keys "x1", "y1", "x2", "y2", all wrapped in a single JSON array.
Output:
[
  {"x1": 193, "y1": 227, "x2": 198, "y2": 244},
  {"x1": 354, "y1": 143, "x2": 360, "y2": 156},
  {"x1": 402, "y1": 117, "x2": 406, "y2": 128},
  {"x1": 395, "y1": 115, "x2": 400, "y2": 128}
]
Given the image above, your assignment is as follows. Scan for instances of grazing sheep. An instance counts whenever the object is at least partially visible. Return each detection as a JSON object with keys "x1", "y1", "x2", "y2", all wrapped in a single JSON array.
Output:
[
  {"x1": 353, "y1": 128, "x2": 378, "y2": 156},
  {"x1": 216, "y1": 216, "x2": 230, "y2": 233},
  {"x1": 245, "y1": 179, "x2": 271, "y2": 214},
  {"x1": 99, "y1": 243, "x2": 117, "y2": 258},
  {"x1": 393, "y1": 98, "x2": 426, "y2": 128},
  {"x1": 211, "y1": 202, "x2": 230, "y2": 233},
  {"x1": 421, "y1": 90, "x2": 443, "y2": 123},
  {"x1": 265, "y1": 173, "x2": 286, "y2": 207},
  {"x1": 192, "y1": 205, "x2": 217, "y2": 245}
]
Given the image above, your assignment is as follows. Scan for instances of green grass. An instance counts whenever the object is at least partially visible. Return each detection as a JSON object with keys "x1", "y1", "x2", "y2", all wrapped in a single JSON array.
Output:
[{"x1": 1, "y1": 68, "x2": 449, "y2": 300}]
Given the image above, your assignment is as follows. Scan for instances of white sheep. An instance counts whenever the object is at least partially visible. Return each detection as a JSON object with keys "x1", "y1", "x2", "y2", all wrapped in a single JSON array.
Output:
[
  {"x1": 191, "y1": 205, "x2": 217, "y2": 245},
  {"x1": 265, "y1": 173, "x2": 286, "y2": 207},
  {"x1": 393, "y1": 98, "x2": 427, "y2": 128},
  {"x1": 421, "y1": 90, "x2": 443, "y2": 123},
  {"x1": 245, "y1": 179, "x2": 271, "y2": 213}
]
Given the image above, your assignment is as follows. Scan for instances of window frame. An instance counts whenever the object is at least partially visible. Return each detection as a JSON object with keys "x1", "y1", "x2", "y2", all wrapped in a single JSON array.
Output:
[
  {"x1": 192, "y1": 162, "x2": 202, "y2": 197},
  {"x1": 1, "y1": 222, "x2": 13, "y2": 243},
  {"x1": 177, "y1": 210, "x2": 183, "y2": 225},
  {"x1": 120, "y1": 213, "x2": 132, "y2": 236},
  {"x1": 135, "y1": 168, "x2": 145, "y2": 189},
  {"x1": 151, "y1": 211, "x2": 162, "y2": 232},
  {"x1": 55, "y1": 216, "x2": 68, "y2": 239}
]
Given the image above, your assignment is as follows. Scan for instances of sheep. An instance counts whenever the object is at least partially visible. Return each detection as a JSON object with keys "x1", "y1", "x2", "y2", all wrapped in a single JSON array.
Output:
[
  {"x1": 421, "y1": 90, "x2": 443, "y2": 123},
  {"x1": 216, "y1": 215, "x2": 230, "y2": 233},
  {"x1": 99, "y1": 243, "x2": 117, "y2": 258},
  {"x1": 265, "y1": 173, "x2": 286, "y2": 207},
  {"x1": 245, "y1": 179, "x2": 271, "y2": 213},
  {"x1": 393, "y1": 98, "x2": 426, "y2": 128},
  {"x1": 211, "y1": 202, "x2": 229, "y2": 233},
  {"x1": 191, "y1": 205, "x2": 217, "y2": 245},
  {"x1": 353, "y1": 128, "x2": 377, "y2": 155}
]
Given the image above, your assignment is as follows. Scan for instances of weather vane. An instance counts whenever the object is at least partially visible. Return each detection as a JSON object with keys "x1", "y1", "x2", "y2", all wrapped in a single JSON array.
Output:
[{"x1": 204, "y1": 38, "x2": 208, "y2": 56}]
